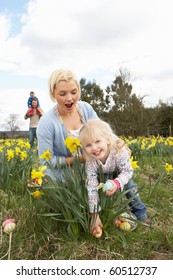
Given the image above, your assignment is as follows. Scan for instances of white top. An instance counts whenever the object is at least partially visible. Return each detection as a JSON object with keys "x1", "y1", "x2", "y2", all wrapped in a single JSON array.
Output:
[{"x1": 69, "y1": 125, "x2": 83, "y2": 138}]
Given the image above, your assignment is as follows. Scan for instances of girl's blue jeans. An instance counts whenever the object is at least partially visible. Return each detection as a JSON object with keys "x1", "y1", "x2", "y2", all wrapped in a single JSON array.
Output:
[
  {"x1": 124, "y1": 179, "x2": 147, "y2": 220},
  {"x1": 100, "y1": 172, "x2": 147, "y2": 219}
]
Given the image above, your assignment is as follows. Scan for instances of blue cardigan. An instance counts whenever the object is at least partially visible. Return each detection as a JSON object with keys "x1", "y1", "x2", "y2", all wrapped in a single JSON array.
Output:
[{"x1": 36, "y1": 101, "x2": 98, "y2": 180}]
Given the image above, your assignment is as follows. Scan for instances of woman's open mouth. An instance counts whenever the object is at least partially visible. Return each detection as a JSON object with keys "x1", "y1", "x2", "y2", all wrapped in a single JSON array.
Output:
[{"x1": 65, "y1": 102, "x2": 73, "y2": 108}]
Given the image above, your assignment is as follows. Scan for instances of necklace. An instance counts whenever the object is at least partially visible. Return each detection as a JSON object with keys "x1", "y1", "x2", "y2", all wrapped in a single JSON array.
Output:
[{"x1": 55, "y1": 104, "x2": 86, "y2": 137}]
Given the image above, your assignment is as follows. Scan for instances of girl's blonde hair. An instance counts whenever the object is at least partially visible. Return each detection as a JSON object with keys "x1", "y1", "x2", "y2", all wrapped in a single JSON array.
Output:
[
  {"x1": 79, "y1": 119, "x2": 124, "y2": 160},
  {"x1": 48, "y1": 69, "x2": 81, "y2": 102}
]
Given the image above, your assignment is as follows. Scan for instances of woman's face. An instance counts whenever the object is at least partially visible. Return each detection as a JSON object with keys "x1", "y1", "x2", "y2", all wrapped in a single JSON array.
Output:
[{"x1": 53, "y1": 80, "x2": 80, "y2": 114}]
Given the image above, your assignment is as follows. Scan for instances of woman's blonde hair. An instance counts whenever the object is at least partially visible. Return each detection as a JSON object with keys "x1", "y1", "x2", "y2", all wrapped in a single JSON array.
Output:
[
  {"x1": 79, "y1": 119, "x2": 124, "y2": 160},
  {"x1": 48, "y1": 69, "x2": 81, "y2": 102}
]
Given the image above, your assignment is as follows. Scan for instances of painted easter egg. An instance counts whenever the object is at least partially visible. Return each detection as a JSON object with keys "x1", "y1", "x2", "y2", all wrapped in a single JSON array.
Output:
[
  {"x1": 2, "y1": 219, "x2": 16, "y2": 234},
  {"x1": 103, "y1": 181, "x2": 113, "y2": 191},
  {"x1": 119, "y1": 212, "x2": 130, "y2": 222},
  {"x1": 113, "y1": 218, "x2": 121, "y2": 228},
  {"x1": 119, "y1": 222, "x2": 131, "y2": 231},
  {"x1": 93, "y1": 226, "x2": 102, "y2": 238}
]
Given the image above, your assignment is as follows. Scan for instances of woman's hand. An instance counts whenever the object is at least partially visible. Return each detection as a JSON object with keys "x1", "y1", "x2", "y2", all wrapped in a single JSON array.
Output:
[{"x1": 78, "y1": 154, "x2": 85, "y2": 163}]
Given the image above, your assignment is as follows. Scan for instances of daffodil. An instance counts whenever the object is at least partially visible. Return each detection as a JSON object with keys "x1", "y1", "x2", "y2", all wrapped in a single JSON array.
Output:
[
  {"x1": 40, "y1": 149, "x2": 52, "y2": 161},
  {"x1": 0, "y1": 146, "x2": 4, "y2": 152},
  {"x1": 15, "y1": 147, "x2": 21, "y2": 155},
  {"x1": 31, "y1": 166, "x2": 47, "y2": 185},
  {"x1": 17, "y1": 139, "x2": 25, "y2": 148},
  {"x1": 64, "y1": 137, "x2": 81, "y2": 153},
  {"x1": 130, "y1": 156, "x2": 139, "y2": 169},
  {"x1": 141, "y1": 143, "x2": 146, "y2": 150},
  {"x1": 167, "y1": 140, "x2": 173, "y2": 146},
  {"x1": 6, "y1": 149, "x2": 14, "y2": 161},
  {"x1": 32, "y1": 190, "x2": 44, "y2": 198},
  {"x1": 25, "y1": 142, "x2": 31, "y2": 149},
  {"x1": 20, "y1": 151, "x2": 28, "y2": 161},
  {"x1": 164, "y1": 163, "x2": 173, "y2": 173},
  {"x1": 5, "y1": 141, "x2": 11, "y2": 147}
]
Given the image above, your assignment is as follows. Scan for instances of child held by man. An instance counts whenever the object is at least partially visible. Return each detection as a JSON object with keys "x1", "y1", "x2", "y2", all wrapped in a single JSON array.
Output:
[{"x1": 26, "y1": 91, "x2": 43, "y2": 116}]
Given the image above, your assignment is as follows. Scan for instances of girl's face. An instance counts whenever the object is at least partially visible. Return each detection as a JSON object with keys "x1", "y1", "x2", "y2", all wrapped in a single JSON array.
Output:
[
  {"x1": 53, "y1": 80, "x2": 80, "y2": 114},
  {"x1": 84, "y1": 136, "x2": 109, "y2": 163}
]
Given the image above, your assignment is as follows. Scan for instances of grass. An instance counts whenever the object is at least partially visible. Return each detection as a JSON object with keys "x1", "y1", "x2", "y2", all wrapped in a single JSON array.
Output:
[{"x1": 0, "y1": 155, "x2": 173, "y2": 260}]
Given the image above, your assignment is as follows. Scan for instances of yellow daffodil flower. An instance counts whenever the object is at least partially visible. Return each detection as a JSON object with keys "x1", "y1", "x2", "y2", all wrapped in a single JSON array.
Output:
[
  {"x1": 25, "y1": 142, "x2": 31, "y2": 149},
  {"x1": 31, "y1": 166, "x2": 47, "y2": 185},
  {"x1": 15, "y1": 147, "x2": 21, "y2": 155},
  {"x1": 20, "y1": 151, "x2": 28, "y2": 161},
  {"x1": 164, "y1": 163, "x2": 173, "y2": 173},
  {"x1": 64, "y1": 137, "x2": 81, "y2": 153},
  {"x1": 6, "y1": 149, "x2": 14, "y2": 161},
  {"x1": 5, "y1": 141, "x2": 11, "y2": 147},
  {"x1": 32, "y1": 190, "x2": 44, "y2": 198},
  {"x1": 40, "y1": 149, "x2": 52, "y2": 161},
  {"x1": 130, "y1": 156, "x2": 139, "y2": 169},
  {"x1": 17, "y1": 139, "x2": 25, "y2": 148},
  {"x1": 0, "y1": 146, "x2": 4, "y2": 153},
  {"x1": 167, "y1": 140, "x2": 173, "y2": 146}
]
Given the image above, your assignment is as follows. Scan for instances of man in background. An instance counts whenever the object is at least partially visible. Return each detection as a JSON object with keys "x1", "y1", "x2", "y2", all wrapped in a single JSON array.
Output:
[{"x1": 24, "y1": 97, "x2": 44, "y2": 148}]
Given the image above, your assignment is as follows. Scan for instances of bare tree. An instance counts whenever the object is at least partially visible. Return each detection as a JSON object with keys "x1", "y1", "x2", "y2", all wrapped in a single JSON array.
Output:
[{"x1": 1, "y1": 114, "x2": 22, "y2": 135}]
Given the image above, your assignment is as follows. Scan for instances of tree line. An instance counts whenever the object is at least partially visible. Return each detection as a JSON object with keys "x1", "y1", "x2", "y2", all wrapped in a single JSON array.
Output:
[
  {"x1": 80, "y1": 69, "x2": 173, "y2": 137},
  {"x1": 1, "y1": 69, "x2": 173, "y2": 138}
]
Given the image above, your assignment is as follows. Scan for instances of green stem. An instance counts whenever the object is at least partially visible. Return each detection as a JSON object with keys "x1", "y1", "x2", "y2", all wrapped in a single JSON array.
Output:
[{"x1": 8, "y1": 232, "x2": 12, "y2": 260}]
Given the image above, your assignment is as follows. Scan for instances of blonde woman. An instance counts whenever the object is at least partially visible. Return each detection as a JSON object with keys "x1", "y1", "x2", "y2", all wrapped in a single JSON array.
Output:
[
  {"x1": 79, "y1": 119, "x2": 150, "y2": 234},
  {"x1": 37, "y1": 69, "x2": 99, "y2": 180}
]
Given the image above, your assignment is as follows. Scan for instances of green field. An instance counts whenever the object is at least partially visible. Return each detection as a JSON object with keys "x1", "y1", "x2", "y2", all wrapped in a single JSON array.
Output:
[{"x1": 0, "y1": 136, "x2": 173, "y2": 260}]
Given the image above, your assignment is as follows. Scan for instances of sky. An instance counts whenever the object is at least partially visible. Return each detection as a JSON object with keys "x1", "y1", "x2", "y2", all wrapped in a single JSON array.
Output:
[{"x1": 0, "y1": 0, "x2": 173, "y2": 131}]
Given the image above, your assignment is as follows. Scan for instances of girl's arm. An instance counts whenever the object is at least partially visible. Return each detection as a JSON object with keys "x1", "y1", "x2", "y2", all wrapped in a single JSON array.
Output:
[
  {"x1": 106, "y1": 147, "x2": 133, "y2": 196},
  {"x1": 90, "y1": 213, "x2": 103, "y2": 233},
  {"x1": 113, "y1": 147, "x2": 133, "y2": 190},
  {"x1": 85, "y1": 161, "x2": 100, "y2": 214},
  {"x1": 86, "y1": 162, "x2": 102, "y2": 233}
]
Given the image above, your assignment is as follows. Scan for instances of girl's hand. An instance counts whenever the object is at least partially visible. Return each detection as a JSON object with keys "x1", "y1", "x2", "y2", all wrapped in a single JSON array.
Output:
[
  {"x1": 106, "y1": 180, "x2": 119, "y2": 196},
  {"x1": 90, "y1": 214, "x2": 103, "y2": 233}
]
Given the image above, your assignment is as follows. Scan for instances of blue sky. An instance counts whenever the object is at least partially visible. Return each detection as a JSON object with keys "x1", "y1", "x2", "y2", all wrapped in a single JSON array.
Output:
[
  {"x1": 0, "y1": 0, "x2": 27, "y2": 36},
  {"x1": 0, "y1": 0, "x2": 173, "y2": 130}
]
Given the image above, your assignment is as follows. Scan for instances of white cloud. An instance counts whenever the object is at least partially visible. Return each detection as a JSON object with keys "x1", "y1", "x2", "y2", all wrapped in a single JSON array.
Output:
[
  {"x1": 0, "y1": 14, "x2": 11, "y2": 41},
  {"x1": 0, "y1": 0, "x2": 173, "y2": 130},
  {"x1": 0, "y1": 88, "x2": 54, "y2": 130}
]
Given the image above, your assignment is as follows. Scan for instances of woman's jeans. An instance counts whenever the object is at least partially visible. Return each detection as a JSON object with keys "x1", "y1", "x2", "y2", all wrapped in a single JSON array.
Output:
[{"x1": 29, "y1": 127, "x2": 37, "y2": 148}]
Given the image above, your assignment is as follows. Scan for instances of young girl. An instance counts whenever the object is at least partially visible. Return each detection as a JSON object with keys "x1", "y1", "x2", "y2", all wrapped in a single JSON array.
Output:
[{"x1": 79, "y1": 119, "x2": 150, "y2": 234}]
